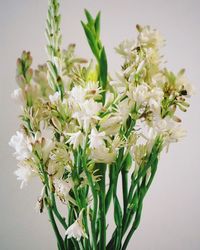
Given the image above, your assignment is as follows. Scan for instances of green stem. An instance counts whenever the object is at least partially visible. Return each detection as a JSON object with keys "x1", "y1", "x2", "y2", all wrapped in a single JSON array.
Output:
[
  {"x1": 46, "y1": 203, "x2": 65, "y2": 250},
  {"x1": 105, "y1": 165, "x2": 114, "y2": 214},
  {"x1": 121, "y1": 193, "x2": 144, "y2": 250},
  {"x1": 122, "y1": 159, "x2": 159, "y2": 250},
  {"x1": 51, "y1": 191, "x2": 68, "y2": 229},
  {"x1": 98, "y1": 163, "x2": 106, "y2": 250},
  {"x1": 121, "y1": 169, "x2": 128, "y2": 214}
]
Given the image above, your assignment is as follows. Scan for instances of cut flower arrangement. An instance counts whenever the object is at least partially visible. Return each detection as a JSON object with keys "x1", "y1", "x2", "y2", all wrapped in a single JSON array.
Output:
[{"x1": 9, "y1": 0, "x2": 193, "y2": 250}]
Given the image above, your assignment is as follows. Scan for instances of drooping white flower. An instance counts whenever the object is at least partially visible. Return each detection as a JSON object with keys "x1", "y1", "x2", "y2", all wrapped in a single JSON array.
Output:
[
  {"x1": 49, "y1": 91, "x2": 60, "y2": 104},
  {"x1": 65, "y1": 211, "x2": 87, "y2": 241},
  {"x1": 35, "y1": 186, "x2": 46, "y2": 213},
  {"x1": 14, "y1": 163, "x2": 34, "y2": 189},
  {"x1": 9, "y1": 131, "x2": 32, "y2": 160},
  {"x1": 89, "y1": 128, "x2": 106, "y2": 149},
  {"x1": 66, "y1": 131, "x2": 85, "y2": 149},
  {"x1": 54, "y1": 178, "x2": 73, "y2": 199}
]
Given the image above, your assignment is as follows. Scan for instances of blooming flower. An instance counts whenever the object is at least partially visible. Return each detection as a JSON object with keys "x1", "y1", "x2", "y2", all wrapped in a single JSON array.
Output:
[
  {"x1": 90, "y1": 145, "x2": 116, "y2": 163},
  {"x1": 70, "y1": 85, "x2": 85, "y2": 104},
  {"x1": 53, "y1": 178, "x2": 73, "y2": 200},
  {"x1": 73, "y1": 99, "x2": 102, "y2": 131},
  {"x1": 137, "y1": 25, "x2": 164, "y2": 48},
  {"x1": 9, "y1": 131, "x2": 32, "y2": 161},
  {"x1": 89, "y1": 128, "x2": 105, "y2": 149},
  {"x1": 66, "y1": 131, "x2": 85, "y2": 149},
  {"x1": 65, "y1": 211, "x2": 87, "y2": 241},
  {"x1": 14, "y1": 163, "x2": 34, "y2": 189},
  {"x1": 128, "y1": 84, "x2": 149, "y2": 106},
  {"x1": 99, "y1": 115, "x2": 122, "y2": 135},
  {"x1": 148, "y1": 87, "x2": 163, "y2": 112}
]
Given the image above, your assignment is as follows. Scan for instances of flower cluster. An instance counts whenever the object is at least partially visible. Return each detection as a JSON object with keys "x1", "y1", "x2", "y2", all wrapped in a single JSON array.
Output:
[{"x1": 9, "y1": 1, "x2": 192, "y2": 249}]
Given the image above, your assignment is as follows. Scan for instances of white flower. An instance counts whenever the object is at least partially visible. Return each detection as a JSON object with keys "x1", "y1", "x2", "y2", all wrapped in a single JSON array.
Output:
[
  {"x1": 148, "y1": 87, "x2": 163, "y2": 111},
  {"x1": 54, "y1": 178, "x2": 73, "y2": 199},
  {"x1": 9, "y1": 131, "x2": 32, "y2": 160},
  {"x1": 90, "y1": 145, "x2": 116, "y2": 163},
  {"x1": 73, "y1": 99, "x2": 102, "y2": 131},
  {"x1": 104, "y1": 91, "x2": 114, "y2": 106},
  {"x1": 85, "y1": 81, "x2": 101, "y2": 99},
  {"x1": 34, "y1": 122, "x2": 55, "y2": 162},
  {"x1": 117, "y1": 98, "x2": 132, "y2": 122},
  {"x1": 14, "y1": 163, "x2": 34, "y2": 189},
  {"x1": 136, "y1": 60, "x2": 145, "y2": 74},
  {"x1": 89, "y1": 128, "x2": 105, "y2": 149},
  {"x1": 49, "y1": 91, "x2": 60, "y2": 104},
  {"x1": 147, "y1": 116, "x2": 186, "y2": 150},
  {"x1": 47, "y1": 160, "x2": 65, "y2": 178},
  {"x1": 99, "y1": 115, "x2": 122, "y2": 135},
  {"x1": 110, "y1": 72, "x2": 128, "y2": 94},
  {"x1": 128, "y1": 84, "x2": 149, "y2": 106},
  {"x1": 70, "y1": 86, "x2": 85, "y2": 104},
  {"x1": 137, "y1": 25, "x2": 164, "y2": 48},
  {"x1": 11, "y1": 88, "x2": 24, "y2": 106},
  {"x1": 176, "y1": 72, "x2": 194, "y2": 96},
  {"x1": 66, "y1": 131, "x2": 85, "y2": 149},
  {"x1": 115, "y1": 39, "x2": 136, "y2": 60},
  {"x1": 65, "y1": 212, "x2": 87, "y2": 241}
]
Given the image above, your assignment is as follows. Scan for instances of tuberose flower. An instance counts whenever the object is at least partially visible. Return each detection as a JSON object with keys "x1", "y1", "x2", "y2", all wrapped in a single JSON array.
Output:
[
  {"x1": 89, "y1": 128, "x2": 106, "y2": 149},
  {"x1": 14, "y1": 163, "x2": 35, "y2": 189},
  {"x1": 65, "y1": 211, "x2": 87, "y2": 241},
  {"x1": 9, "y1": 131, "x2": 32, "y2": 161},
  {"x1": 66, "y1": 131, "x2": 85, "y2": 149}
]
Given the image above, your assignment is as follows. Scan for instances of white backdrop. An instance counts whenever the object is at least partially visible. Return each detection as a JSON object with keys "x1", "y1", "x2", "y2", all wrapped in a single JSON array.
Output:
[{"x1": 0, "y1": 0, "x2": 200, "y2": 249}]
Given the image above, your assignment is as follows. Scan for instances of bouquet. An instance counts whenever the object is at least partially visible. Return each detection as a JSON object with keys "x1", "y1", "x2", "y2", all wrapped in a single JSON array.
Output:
[{"x1": 9, "y1": 0, "x2": 193, "y2": 249}]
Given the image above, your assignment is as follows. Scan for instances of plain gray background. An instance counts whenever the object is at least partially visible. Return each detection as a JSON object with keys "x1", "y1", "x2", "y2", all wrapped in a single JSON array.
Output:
[{"x1": 0, "y1": 0, "x2": 200, "y2": 249}]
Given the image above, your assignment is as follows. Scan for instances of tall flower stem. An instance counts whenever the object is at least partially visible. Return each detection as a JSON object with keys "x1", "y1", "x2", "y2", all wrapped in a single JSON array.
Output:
[
  {"x1": 121, "y1": 169, "x2": 129, "y2": 214},
  {"x1": 122, "y1": 158, "x2": 158, "y2": 250},
  {"x1": 97, "y1": 163, "x2": 106, "y2": 250}
]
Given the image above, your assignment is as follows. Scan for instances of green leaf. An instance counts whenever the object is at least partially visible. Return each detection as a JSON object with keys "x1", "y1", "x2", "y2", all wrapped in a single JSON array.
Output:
[
  {"x1": 95, "y1": 11, "x2": 101, "y2": 38},
  {"x1": 99, "y1": 47, "x2": 107, "y2": 89},
  {"x1": 84, "y1": 9, "x2": 94, "y2": 26},
  {"x1": 81, "y1": 21, "x2": 99, "y2": 60}
]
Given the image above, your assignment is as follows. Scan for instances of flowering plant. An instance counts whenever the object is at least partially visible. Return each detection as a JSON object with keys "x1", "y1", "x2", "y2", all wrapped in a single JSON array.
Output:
[{"x1": 9, "y1": 0, "x2": 193, "y2": 249}]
